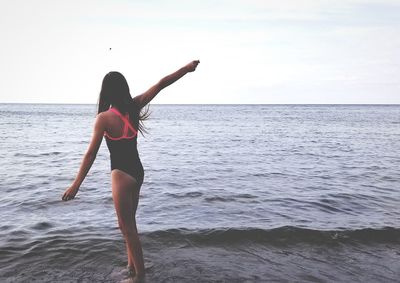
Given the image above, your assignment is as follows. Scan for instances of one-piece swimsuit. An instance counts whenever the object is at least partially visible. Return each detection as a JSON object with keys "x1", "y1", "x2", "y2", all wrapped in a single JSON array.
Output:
[{"x1": 104, "y1": 107, "x2": 144, "y2": 186}]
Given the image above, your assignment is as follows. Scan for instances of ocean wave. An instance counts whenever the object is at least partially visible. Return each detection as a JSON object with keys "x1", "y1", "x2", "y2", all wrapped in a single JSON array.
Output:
[
  {"x1": 3, "y1": 226, "x2": 398, "y2": 258},
  {"x1": 143, "y1": 226, "x2": 400, "y2": 245},
  {"x1": 14, "y1": 151, "x2": 64, "y2": 157}
]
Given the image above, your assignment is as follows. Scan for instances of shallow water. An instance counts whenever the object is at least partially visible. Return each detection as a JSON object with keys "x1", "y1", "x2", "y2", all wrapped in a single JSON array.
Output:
[{"x1": 0, "y1": 104, "x2": 399, "y2": 282}]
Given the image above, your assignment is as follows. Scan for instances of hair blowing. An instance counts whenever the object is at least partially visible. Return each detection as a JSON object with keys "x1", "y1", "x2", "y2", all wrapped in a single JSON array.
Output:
[{"x1": 97, "y1": 71, "x2": 150, "y2": 135}]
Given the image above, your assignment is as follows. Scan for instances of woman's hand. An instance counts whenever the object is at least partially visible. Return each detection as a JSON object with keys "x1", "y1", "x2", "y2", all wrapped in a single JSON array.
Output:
[
  {"x1": 185, "y1": 60, "x2": 200, "y2": 72},
  {"x1": 62, "y1": 185, "x2": 79, "y2": 201}
]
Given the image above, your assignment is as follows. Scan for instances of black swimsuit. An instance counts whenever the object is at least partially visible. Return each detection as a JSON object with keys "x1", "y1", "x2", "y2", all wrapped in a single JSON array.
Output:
[{"x1": 104, "y1": 107, "x2": 144, "y2": 186}]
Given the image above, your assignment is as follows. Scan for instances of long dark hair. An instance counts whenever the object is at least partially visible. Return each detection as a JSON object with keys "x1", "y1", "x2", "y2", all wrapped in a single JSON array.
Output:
[{"x1": 97, "y1": 71, "x2": 149, "y2": 135}]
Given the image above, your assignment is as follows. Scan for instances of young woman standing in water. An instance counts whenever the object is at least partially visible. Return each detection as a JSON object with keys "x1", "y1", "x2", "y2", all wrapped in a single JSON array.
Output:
[{"x1": 62, "y1": 60, "x2": 200, "y2": 281}]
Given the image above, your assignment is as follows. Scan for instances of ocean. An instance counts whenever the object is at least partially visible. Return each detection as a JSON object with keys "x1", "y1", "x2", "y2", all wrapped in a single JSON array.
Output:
[{"x1": 0, "y1": 103, "x2": 399, "y2": 282}]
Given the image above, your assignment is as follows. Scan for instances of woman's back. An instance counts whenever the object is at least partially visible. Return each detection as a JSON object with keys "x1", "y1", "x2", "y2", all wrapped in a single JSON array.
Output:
[{"x1": 104, "y1": 107, "x2": 138, "y2": 139}]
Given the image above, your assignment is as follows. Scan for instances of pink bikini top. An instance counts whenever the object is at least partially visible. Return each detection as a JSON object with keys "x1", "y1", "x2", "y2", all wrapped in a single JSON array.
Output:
[{"x1": 104, "y1": 107, "x2": 138, "y2": 140}]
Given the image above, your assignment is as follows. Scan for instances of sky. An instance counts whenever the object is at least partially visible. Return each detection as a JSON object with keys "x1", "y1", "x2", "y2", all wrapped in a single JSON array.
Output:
[{"x1": 0, "y1": 0, "x2": 399, "y2": 104}]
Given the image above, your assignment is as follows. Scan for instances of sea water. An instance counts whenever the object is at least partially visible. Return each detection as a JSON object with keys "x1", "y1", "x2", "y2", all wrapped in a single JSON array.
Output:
[{"x1": 0, "y1": 104, "x2": 399, "y2": 282}]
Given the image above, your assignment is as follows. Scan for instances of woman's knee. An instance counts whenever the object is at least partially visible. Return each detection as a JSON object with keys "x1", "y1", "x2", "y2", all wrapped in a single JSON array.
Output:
[{"x1": 118, "y1": 220, "x2": 137, "y2": 238}]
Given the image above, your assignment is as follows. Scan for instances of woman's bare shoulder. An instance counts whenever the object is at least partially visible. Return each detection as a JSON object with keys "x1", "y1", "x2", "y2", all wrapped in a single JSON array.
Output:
[
  {"x1": 96, "y1": 111, "x2": 113, "y2": 126},
  {"x1": 97, "y1": 111, "x2": 110, "y2": 119}
]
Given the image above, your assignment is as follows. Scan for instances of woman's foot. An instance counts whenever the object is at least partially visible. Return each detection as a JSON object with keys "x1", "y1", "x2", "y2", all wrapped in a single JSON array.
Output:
[
  {"x1": 132, "y1": 273, "x2": 145, "y2": 283},
  {"x1": 127, "y1": 265, "x2": 136, "y2": 277},
  {"x1": 109, "y1": 265, "x2": 135, "y2": 282}
]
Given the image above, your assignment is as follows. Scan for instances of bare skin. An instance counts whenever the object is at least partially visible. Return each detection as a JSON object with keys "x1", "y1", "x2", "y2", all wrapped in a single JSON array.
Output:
[
  {"x1": 112, "y1": 169, "x2": 144, "y2": 279},
  {"x1": 62, "y1": 60, "x2": 200, "y2": 281}
]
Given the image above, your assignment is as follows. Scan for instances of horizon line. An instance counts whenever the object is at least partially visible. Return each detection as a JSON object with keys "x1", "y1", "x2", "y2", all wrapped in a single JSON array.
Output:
[{"x1": 1, "y1": 102, "x2": 399, "y2": 106}]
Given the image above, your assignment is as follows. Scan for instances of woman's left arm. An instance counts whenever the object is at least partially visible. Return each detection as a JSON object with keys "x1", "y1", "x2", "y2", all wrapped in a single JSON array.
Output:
[{"x1": 62, "y1": 113, "x2": 106, "y2": 201}]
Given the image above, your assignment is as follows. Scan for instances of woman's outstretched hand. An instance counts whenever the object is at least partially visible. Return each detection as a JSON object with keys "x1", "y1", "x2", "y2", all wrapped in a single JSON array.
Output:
[
  {"x1": 62, "y1": 185, "x2": 79, "y2": 201},
  {"x1": 185, "y1": 60, "x2": 200, "y2": 72}
]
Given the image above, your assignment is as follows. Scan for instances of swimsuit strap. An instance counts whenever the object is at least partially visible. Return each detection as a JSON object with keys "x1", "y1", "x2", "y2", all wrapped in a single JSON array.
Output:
[{"x1": 109, "y1": 107, "x2": 138, "y2": 136}]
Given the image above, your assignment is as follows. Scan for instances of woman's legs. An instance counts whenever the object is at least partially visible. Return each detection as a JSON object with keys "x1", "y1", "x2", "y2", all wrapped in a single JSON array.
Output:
[{"x1": 111, "y1": 169, "x2": 145, "y2": 278}]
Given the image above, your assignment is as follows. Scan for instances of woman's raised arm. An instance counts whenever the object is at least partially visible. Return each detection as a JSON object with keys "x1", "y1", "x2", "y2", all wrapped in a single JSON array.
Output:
[{"x1": 133, "y1": 60, "x2": 200, "y2": 108}]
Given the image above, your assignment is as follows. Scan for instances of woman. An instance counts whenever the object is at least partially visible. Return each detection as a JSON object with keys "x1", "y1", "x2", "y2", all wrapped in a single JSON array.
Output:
[{"x1": 62, "y1": 60, "x2": 200, "y2": 281}]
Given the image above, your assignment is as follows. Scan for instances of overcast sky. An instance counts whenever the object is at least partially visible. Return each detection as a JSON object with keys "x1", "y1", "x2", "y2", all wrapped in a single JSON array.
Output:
[{"x1": 1, "y1": 0, "x2": 399, "y2": 104}]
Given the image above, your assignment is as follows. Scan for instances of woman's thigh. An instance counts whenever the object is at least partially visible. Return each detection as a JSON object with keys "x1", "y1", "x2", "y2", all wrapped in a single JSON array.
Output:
[{"x1": 111, "y1": 169, "x2": 140, "y2": 226}]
